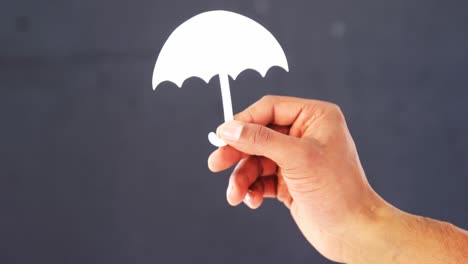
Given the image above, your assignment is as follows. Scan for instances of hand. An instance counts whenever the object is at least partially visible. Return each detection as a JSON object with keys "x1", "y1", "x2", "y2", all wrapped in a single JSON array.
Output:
[
  {"x1": 208, "y1": 96, "x2": 385, "y2": 262},
  {"x1": 208, "y1": 95, "x2": 468, "y2": 264}
]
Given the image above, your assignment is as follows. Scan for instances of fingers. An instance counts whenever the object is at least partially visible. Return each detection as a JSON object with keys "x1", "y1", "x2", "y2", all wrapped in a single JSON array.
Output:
[
  {"x1": 234, "y1": 95, "x2": 330, "y2": 126},
  {"x1": 208, "y1": 145, "x2": 248, "y2": 172},
  {"x1": 234, "y1": 95, "x2": 308, "y2": 126},
  {"x1": 226, "y1": 156, "x2": 277, "y2": 204},
  {"x1": 243, "y1": 171, "x2": 292, "y2": 210},
  {"x1": 243, "y1": 173, "x2": 291, "y2": 210},
  {"x1": 217, "y1": 120, "x2": 307, "y2": 169},
  {"x1": 235, "y1": 95, "x2": 339, "y2": 138},
  {"x1": 258, "y1": 176, "x2": 278, "y2": 198},
  {"x1": 208, "y1": 126, "x2": 289, "y2": 173},
  {"x1": 258, "y1": 156, "x2": 277, "y2": 176},
  {"x1": 243, "y1": 180, "x2": 264, "y2": 209},
  {"x1": 227, "y1": 156, "x2": 260, "y2": 206},
  {"x1": 269, "y1": 124, "x2": 290, "y2": 135},
  {"x1": 276, "y1": 171, "x2": 293, "y2": 208},
  {"x1": 243, "y1": 176, "x2": 278, "y2": 209},
  {"x1": 225, "y1": 155, "x2": 277, "y2": 209}
]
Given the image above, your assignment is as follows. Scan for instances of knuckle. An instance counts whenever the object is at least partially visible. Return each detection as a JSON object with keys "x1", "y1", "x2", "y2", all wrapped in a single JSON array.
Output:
[
  {"x1": 251, "y1": 179, "x2": 264, "y2": 193},
  {"x1": 327, "y1": 103, "x2": 346, "y2": 124},
  {"x1": 276, "y1": 182, "x2": 290, "y2": 203},
  {"x1": 261, "y1": 94, "x2": 274, "y2": 101},
  {"x1": 245, "y1": 107, "x2": 256, "y2": 123},
  {"x1": 232, "y1": 170, "x2": 249, "y2": 189},
  {"x1": 328, "y1": 102, "x2": 341, "y2": 114},
  {"x1": 260, "y1": 94, "x2": 278, "y2": 104},
  {"x1": 251, "y1": 125, "x2": 271, "y2": 146}
]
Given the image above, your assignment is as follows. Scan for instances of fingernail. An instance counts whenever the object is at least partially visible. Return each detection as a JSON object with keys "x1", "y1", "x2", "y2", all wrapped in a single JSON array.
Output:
[
  {"x1": 218, "y1": 121, "x2": 243, "y2": 141},
  {"x1": 226, "y1": 184, "x2": 234, "y2": 197},
  {"x1": 244, "y1": 192, "x2": 252, "y2": 204}
]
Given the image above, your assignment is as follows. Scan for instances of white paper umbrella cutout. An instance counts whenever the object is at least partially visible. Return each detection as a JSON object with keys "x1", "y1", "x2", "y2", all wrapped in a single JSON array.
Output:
[{"x1": 152, "y1": 10, "x2": 289, "y2": 147}]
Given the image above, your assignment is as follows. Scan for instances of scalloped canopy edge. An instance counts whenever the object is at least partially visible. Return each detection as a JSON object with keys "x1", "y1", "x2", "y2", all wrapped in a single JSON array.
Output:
[{"x1": 154, "y1": 64, "x2": 289, "y2": 89}]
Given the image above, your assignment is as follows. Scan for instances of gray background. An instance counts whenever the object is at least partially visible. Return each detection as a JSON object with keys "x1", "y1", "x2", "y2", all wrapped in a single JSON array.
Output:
[{"x1": 1, "y1": 0, "x2": 467, "y2": 263}]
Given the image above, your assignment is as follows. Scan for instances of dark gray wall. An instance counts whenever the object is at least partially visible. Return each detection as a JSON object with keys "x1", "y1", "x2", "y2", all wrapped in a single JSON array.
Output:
[{"x1": 1, "y1": 1, "x2": 467, "y2": 263}]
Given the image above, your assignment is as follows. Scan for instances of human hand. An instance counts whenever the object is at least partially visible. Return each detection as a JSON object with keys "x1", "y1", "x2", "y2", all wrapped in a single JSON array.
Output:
[
  {"x1": 207, "y1": 96, "x2": 386, "y2": 263},
  {"x1": 208, "y1": 96, "x2": 468, "y2": 263}
]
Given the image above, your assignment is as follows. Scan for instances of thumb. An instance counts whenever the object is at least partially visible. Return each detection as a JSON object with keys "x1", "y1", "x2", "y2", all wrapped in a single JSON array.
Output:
[{"x1": 217, "y1": 120, "x2": 303, "y2": 168}]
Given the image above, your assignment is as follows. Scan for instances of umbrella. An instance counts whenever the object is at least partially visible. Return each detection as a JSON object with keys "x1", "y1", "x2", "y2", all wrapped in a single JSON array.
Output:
[{"x1": 152, "y1": 10, "x2": 288, "y2": 147}]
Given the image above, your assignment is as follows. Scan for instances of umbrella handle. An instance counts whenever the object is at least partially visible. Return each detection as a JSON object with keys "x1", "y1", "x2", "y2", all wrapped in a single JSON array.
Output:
[
  {"x1": 208, "y1": 74, "x2": 233, "y2": 147},
  {"x1": 208, "y1": 132, "x2": 227, "y2": 147}
]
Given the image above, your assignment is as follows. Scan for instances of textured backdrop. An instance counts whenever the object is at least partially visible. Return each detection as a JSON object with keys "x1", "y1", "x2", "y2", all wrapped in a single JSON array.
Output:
[{"x1": 1, "y1": 1, "x2": 468, "y2": 263}]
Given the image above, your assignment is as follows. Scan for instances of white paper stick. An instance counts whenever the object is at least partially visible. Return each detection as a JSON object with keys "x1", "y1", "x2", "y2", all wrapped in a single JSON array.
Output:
[
  {"x1": 208, "y1": 74, "x2": 232, "y2": 147},
  {"x1": 220, "y1": 74, "x2": 233, "y2": 122}
]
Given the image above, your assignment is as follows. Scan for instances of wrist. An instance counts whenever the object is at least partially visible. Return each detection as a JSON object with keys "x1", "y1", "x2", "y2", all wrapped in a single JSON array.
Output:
[
  {"x1": 341, "y1": 195, "x2": 401, "y2": 264},
  {"x1": 341, "y1": 197, "x2": 468, "y2": 264}
]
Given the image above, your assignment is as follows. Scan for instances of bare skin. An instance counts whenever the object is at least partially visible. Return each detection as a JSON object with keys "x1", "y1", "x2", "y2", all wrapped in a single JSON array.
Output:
[{"x1": 208, "y1": 96, "x2": 468, "y2": 263}]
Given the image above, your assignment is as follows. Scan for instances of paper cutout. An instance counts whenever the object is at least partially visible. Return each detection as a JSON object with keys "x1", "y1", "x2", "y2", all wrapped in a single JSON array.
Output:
[{"x1": 152, "y1": 10, "x2": 289, "y2": 147}]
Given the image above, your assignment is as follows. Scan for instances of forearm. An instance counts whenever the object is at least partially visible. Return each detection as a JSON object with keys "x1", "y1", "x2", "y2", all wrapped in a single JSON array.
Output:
[{"x1": 344, "y1": 204, "x2": 468, "y2": 264}]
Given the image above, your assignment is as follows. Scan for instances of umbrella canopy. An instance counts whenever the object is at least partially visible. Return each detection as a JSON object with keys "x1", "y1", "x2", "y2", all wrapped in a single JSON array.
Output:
[{"x1": 152, "y1": 10, "x2": 288, "y2": 88}]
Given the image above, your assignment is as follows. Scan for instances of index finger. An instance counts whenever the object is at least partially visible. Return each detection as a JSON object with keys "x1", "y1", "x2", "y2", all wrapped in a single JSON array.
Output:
[{"x1": 234, "y1": 95, "x2": 330, "y2": 137}]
